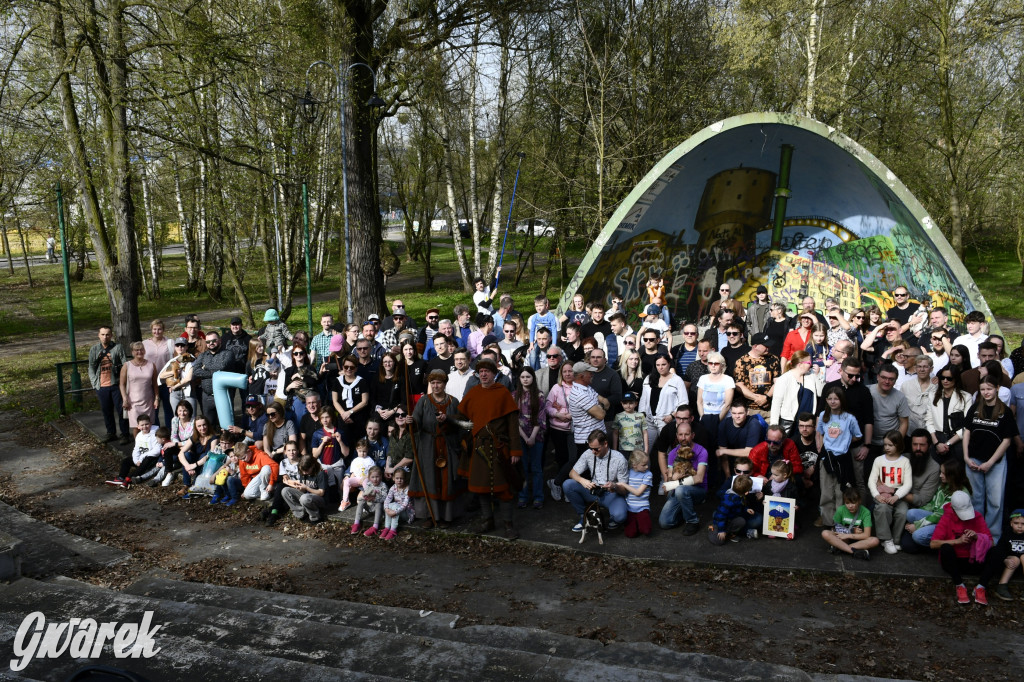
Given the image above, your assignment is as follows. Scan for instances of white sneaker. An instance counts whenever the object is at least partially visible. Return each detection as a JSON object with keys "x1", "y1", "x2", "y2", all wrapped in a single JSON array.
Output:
[
  {"x1": 747, "y1": 529, "x2": 759, "y2": 540},
  {"x1": 546, "y1": 479, "x2": 562, "y2": 502},
  {"x1": 161, "y1": 472, "x2": 175, "y2": 487},
  {"x1": 883, "y1": 540, "x2": 898, "y2": 555},
  {"x1": 260, "y1": 489, "x2": 272, "y2": 501}
]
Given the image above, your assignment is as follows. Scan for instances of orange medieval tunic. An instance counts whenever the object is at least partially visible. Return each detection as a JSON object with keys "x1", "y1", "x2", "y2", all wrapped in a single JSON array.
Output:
[{"x1": 457, "y1": 383, "x2": 522, "y2": 500}]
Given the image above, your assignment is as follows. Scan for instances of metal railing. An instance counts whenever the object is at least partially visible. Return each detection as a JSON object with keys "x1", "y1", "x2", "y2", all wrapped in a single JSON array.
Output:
[{"x1": 55, "y1": 360, "x2": 91, "y2": 415}]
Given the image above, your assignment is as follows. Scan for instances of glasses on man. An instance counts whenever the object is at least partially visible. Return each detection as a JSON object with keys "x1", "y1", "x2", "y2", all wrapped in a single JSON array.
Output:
[
  {"x1": 644, "y1": 337, "x2": 658, "y2": 342},
  {"x1": 720, "y1": 288, "x2": 730, "y2": 293},
  {"x1": 356, "y1": 346, "x2": 369, "y2": 352},
  {"x1": 844, "y1": 371, "x2": 862, "y2": 380},
  {"x1": 893, "y1": 291, "x2": 908, "y2": 297},
  {"x1": 765, "y1": 439, "x2": 782, "y2": 445},
  {"x1": 734, "y1": 468, "x2": 751, "y2": 474},
  {"x1": 726, "y1": 332, "x2": 740, "y2": 337},
  {"x1": 683, "y1": 331, "x2": 697, "y2": 336},
  {"x1": 547, "y1": 354, "x2": 561, "y2": 359},
  {"x1": 427, "y1": 316, "x2": 438, "y2": 321},
  {"x1": 504, "y1": 328, "x2": 516, "y2": 334}
]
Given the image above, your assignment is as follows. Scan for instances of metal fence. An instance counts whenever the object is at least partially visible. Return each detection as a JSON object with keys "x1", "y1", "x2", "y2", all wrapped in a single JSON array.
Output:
[{"x1": 55, "y1": 360, "x2": 91, "y2": 415}]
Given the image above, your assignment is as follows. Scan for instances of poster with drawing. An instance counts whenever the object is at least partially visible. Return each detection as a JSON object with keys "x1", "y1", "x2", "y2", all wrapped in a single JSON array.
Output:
[{"x1": 763, "y1": 496, "x2": 797, "y2": 540}]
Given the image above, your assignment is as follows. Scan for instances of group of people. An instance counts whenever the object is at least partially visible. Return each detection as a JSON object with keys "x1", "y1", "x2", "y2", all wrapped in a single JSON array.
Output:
[{"x1": 87, "y1": 273, "x2": 1024, "y2": 601}]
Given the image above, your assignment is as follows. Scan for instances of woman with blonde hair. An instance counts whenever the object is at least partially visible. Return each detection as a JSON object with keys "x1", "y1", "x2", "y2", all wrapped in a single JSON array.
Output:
[
  {"x1": 619, "y1": 348, "x2": 645, "y2": 397},
  {"x1": 770, "y1": 350, "x2": 823, "y2": 435}
]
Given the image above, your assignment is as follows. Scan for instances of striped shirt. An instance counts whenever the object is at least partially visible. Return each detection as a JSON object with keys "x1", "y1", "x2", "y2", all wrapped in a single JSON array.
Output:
[{"x1": 569, "y1": 383, "x2": 605, "y2": 444}]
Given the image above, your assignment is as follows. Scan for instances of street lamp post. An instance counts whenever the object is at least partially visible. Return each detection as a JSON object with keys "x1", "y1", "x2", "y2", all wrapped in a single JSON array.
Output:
[{"x1": 304, "y1": 60, "x2": 385, "y2": 325}]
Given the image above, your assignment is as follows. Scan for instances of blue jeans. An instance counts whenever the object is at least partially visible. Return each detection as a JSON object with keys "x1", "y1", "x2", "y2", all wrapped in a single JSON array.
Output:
[
  {"x1": 519, "y1": 439, "x2": 545, "y2": 504},
  {"x1": 96, "y1": 385, "x2": 129, "y2": 437},
  {"x1": 905, "y1": 508, "x2": 938, "y2": 547},
  {"x1": 659, "y1": 484, "x2": 707, "y2": 528},
  {"x1": 561, "y1": 480, "x2": 627, "y2": 524},
  {"x1": 967, "y1": 456, "x2": 1007, "y2": 542}
]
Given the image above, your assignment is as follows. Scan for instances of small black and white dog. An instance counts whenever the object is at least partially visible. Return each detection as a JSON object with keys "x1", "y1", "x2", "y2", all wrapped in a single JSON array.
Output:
[{"x1": 579, "y1": 500, "x2": 608, "y2": 545}]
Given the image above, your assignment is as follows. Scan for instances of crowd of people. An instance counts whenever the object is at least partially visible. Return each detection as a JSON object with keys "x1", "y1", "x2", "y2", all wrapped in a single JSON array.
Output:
[{"x1": 87, "y1": 273, "x2": 1024, "y2": 602}]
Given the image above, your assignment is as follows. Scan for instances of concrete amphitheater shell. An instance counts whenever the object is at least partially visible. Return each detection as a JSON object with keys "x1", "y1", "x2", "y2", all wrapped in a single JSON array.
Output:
[{"x1": 559, "y1": 112, "x2": 999, "y2": 336}]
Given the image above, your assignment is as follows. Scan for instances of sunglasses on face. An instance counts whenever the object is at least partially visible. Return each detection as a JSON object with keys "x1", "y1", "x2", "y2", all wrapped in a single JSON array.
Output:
[
  {"x1": 266, "y1": 411, "x2": 278, "y2": 417},
  {"x1": 893, "y1": 292, "x2": 908, "y2": 297},
  {"x1": 644, "y1": 337, "x2": 657, "y2": 342},
  {"x1": 765, "y1": 439, "x2": 782, "y2": 445},
  {"x1": 427, "y1": 316, "x2": 438, "y2": 321},
  {"x1": 683, "y1": 331, "x2": 697, "y2": 336},
  {"x1": 625, "y1": 340, "x2": 635, "y2": 345},
  {"x1": 707, "y1": 361, "x2": 722, "y2": 366},
  {"x1": 734, "y1": 468, "x2": 751, "y2": 474},
  {"x1": 940, "y1": 375, "x2": 954, "y2": 381},
  {"x1": 844, "y1": 372, "x2": 862, "y2": 380},
  {"x1": 726, "y1": 332, "x2": 740, "y2": 337}
]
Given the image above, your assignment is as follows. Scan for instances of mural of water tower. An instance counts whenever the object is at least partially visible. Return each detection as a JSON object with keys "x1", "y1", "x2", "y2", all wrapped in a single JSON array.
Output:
[{"x1": 687, "y1": 167, "x2": 775, "y2": 318}]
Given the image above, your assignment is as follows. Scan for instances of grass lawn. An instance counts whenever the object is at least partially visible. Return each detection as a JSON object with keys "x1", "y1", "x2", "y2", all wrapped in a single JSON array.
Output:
[{"x1": 961, "y1": 248, "x2": 1022, "y2": 321}]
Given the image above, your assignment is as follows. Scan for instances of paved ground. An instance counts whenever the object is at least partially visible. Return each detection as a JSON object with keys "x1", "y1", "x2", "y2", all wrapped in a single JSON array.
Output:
[{"x1": 3, "y1": 410, "x2": 1022, "y2": 681}]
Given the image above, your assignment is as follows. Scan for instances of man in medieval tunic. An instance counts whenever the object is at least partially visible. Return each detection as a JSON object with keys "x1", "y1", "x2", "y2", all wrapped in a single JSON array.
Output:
[{"x1": 457, "y1": 358, "x2": 522, "y2": 539}]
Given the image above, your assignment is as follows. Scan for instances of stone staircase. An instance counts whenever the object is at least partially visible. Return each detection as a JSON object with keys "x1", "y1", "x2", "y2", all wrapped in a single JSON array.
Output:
[{"x1": 0, "y1": 574, "x2": 853, "y2": 682}]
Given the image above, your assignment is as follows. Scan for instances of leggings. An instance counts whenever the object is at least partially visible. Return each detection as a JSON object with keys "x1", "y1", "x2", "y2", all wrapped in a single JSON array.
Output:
[{"x1": 356, "y1": 499, "x2": 383, "y2": 528}]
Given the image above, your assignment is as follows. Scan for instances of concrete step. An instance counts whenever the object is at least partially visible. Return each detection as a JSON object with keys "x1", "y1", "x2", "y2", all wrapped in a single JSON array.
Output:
[
  {"x1": 0, "y1": 575, "x2": 784, "y2": 682},
  {"x1": 119, "y1": 575, "x2": 831, "y2": 682},
  {"x1": 0, "y1": 502, "x2": 129, "y2": 578},
  {"x1": 0, "y1": 578, "x2": 399, "y2": 682}
]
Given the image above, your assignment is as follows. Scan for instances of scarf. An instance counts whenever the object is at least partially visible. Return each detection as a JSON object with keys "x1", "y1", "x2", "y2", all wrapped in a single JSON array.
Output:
[{"x1": 339, "y1": 374, "x2": 362, "y2": 408}]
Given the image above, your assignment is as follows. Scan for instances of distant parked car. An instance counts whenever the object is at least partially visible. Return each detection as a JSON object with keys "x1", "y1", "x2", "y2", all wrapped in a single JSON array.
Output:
[
  {"x1": 457, "y1": 219, "x2": 472, "y2": 239},
  {"x1": 514, "y1": 219, "x2": 554, "y2": 236}
]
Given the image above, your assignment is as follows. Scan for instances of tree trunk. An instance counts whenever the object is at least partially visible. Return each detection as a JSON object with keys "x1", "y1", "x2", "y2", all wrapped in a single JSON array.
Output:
[
  {"x1": 440, "y1": 114, "x2": 474, "y2": 291},
  {"x1": 10, "y1": 209, "x2": 32, "y2": 287},
  {"x1": 172, "y1": 153, "x2": 197, "y2": 289},
  {"x1": 487, "y1": 40, "x2": 511, "y2": 279},
  {"x1": 1, "y1": 222, "x2": 12, "y2": 274},
  {"x1": 468, "y1": 22, "x2": 481, "y2": 270},
  {"x1": 141, "y1": 157, "x2": 160, "y2": 298},
  {"x1": 835, "y1": 4, "x2": 861, "y2": 131},
  {"x1": 335, "y1": 1, "x2": 386, "y2": 321},
  {"x1": 50, "y1": 0, "x2": 140, "y2": 343},
  {"x1": 804, "y1": 0, "x2": 825, "y2": 118}
]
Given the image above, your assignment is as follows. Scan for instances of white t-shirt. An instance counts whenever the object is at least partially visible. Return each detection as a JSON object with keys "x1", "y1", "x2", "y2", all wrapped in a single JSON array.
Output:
[{"x1": 697, "y1": 374, "x2": 735, "y2": 417}]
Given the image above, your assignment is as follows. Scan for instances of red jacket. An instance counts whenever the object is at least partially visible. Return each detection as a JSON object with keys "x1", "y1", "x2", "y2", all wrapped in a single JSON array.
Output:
[
  {"x1": 749, "y1": 438, "x2": 804, "y2": 477},
  {"x1": 239, "y1": 446, "x2": 279, "y2": 488},
  {"x1": 932, "y1": 505, "x2": 991, "y2": 560}
]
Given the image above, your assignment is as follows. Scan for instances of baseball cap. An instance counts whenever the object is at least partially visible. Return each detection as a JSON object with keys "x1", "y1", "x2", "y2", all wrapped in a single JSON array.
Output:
[
  {"x1": 622, "y1": 392, "x2": 638, "y2": 402},
  {"x1": 174, "y1": 338, "x2": 188, "y2": 346},
  {"x1": 425, "y1": 308, "x2": 440, "y2": 317},
  {"x1": 1010, "y1": 509, "x2": 1024, "y2": 520},
  {"x1": 572, "y1": 361, "x2": 598, "y2": 373},
  {"x1": 368, "y1": 314, "x2": 381, "y2": 322},
  {"x1": 245, "y1": 396, "x2": 260, "y2": 407},
  {"x1": 752, "y1": 333, "x2": 771, "y2": 347},
  {"x1": 230, "y1": 316, "x2": 243, "y2": 325},
  {"x1": 756, "y1": 285, "x2": 768, "y2": 295},
  {"x1": 951, "y1": 491, "x2": 975, "y2": 520},
  {"x1": 329, "y1": 335, "x2": 345, "y2": 353}
]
